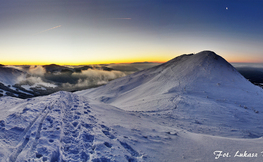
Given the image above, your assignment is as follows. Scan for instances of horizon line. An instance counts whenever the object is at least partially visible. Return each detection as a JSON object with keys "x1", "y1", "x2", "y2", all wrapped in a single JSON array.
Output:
[
  {"x1": 2, "y1": 60, "x2": 263, "y2": 66},
  {"x1": 2, "y1": 61, "x2": 263, "y2": 66},
  {"x1": 0, "y1": 61, "x2": 165, "y2": 66}
]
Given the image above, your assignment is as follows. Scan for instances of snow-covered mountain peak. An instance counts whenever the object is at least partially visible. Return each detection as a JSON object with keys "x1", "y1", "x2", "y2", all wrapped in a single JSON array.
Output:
[
  {"x1": 163, "y1": 50, "x2": 219, "y2": 66},
  {"x1": 189, "y1": 50, "x2": 232, "y2": 68},
  {"x1": 77, "y1": 51, "x2": 263, "y2": 113},
  {"x1": 76, "y1": 50, "x2": 263, "y2": 139},
  {"x1": 194, "y1": 50, "x2": 218, "y2": 58},
  {"x1": 162, "y1": 50, "x2": 235, "y2": 75}
]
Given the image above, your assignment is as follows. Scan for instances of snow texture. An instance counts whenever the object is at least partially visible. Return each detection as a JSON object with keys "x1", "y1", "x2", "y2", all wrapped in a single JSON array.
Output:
[{"x1": 1, "y1": 51, "x2": 263, "y2": 162}]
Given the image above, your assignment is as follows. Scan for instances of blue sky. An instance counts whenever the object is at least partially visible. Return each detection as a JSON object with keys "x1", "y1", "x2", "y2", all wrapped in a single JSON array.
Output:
[{"x1": 1, "y1": 0, "x2": 263, "y2": 64}]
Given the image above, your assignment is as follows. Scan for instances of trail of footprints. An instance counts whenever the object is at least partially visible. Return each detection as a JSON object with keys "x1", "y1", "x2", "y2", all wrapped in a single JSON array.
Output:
[
  {"x1": 1, "y1": 93, "x2": 143, "y2": 162},
  {"x1": 100, "y1": 124, "x2": 141, "y2": 162},
  {"x1": 23, "y1": 95, "x2": 98, "y2": 162},
  {"x1": 60, "y1": 99, "x2": 95, "y2": 162}
]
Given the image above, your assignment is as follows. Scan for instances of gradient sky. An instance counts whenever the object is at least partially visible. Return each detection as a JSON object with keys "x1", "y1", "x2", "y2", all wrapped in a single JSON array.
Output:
[{"x1": 1, "y1": 0, "x2": 263, "y2": 65}]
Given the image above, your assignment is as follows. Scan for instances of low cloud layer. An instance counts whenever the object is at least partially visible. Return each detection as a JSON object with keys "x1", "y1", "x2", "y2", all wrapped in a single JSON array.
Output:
[
  {"x1": 63, "y1": 69, "x2": 126, "y2": 89},
  {"x1": 28, "y1": 65, "x2": 46, "y2": 76},
  {"x1": 231, "y1": 63, "x2": 263, "y2": 68},
  {"x1": 2, "y1": 62, "x2": 160, "y2": 92},
  {"x1": 17, "y1": 75, "x2": 57, "y2": 88}
]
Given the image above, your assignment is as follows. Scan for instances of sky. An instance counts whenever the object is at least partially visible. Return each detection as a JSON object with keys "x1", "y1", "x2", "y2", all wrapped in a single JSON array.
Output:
[{"x1": 1, "y1": 0, "x2": 263, "y2": 65}]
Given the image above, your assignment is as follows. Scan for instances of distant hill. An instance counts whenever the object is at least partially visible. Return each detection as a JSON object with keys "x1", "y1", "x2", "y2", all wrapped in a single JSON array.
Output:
[{"x1": 78, "y1": 51, "x2": 263, "y2": 138}]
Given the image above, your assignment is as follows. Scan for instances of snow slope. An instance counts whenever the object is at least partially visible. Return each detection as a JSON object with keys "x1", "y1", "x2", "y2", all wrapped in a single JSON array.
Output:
[
  {"x1": 77, "y1": 51, "x2": 263, "y2": 138},
  {"x1": 0, "y1": 92, "x2": 148, "y2": 162},
  {"x1": 1, "y1": 51, "x2": 263, "y2": 162},
  {"x1": 77, "y1": 51, "x2": 262, "y2": 110},
  {"x1": 1, "y1": 91, "x2": 263, "y2": 162}
]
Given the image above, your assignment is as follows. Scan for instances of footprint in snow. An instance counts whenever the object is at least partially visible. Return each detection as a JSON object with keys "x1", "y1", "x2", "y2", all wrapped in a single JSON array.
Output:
[{"x1": 100, "y1": 124, "x2": 116, "y2": 139}]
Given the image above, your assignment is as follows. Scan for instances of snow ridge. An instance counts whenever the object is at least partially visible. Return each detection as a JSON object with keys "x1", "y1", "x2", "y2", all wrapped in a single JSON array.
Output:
[
  {"x1": 77, "y1": 51, "x2": 263, "y2": 138},
  {"x1": 77, "y1": 51, "x2": 261, "y2": 111}
]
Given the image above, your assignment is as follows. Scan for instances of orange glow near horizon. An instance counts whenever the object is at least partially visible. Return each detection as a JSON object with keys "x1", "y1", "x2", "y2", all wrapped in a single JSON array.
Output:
[
  {"x1": 1, "y1": 54, "x2": 263, "y2": 66},
  {"x1": 225, "y1": 55, "x2": 263, "y2": 64},
  {"x1": 0, "y1": 57, "x2": 167, "y2": 66},
  {"x1": 1, "y1": 50, "x2": 263, "y2": 66}
]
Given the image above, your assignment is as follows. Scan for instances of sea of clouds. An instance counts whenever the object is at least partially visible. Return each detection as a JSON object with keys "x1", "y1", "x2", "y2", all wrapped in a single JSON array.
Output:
[{"x1": 5, "y1": 63, "x2": 160, "y2": 91}]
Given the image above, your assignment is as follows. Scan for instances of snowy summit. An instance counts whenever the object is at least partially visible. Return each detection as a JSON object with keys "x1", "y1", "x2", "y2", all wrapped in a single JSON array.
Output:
[{"x1": 1, "y1": 51, "x2": 263, "y2": 162}]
